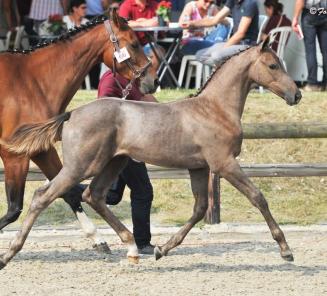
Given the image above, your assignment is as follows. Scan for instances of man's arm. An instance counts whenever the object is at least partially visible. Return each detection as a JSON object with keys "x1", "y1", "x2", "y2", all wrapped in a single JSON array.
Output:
[
  {"x1": 182, "y1": 6, "x2": 230, "y2": 29},
  {"x1": 224, "y1": 16, "x2": 252, "y2": 47},
  {"x1": 119, "y1": 0, "x2": 158, "y2": 27},
  {"x1": 292, "y1": 0, "x2": 305, "y2": 33},
  {"x1": 128, "y1": 17, "x2": 158, "y2": 28}
]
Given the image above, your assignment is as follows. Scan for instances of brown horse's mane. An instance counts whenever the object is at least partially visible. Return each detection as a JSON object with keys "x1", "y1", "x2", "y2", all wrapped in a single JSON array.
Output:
[
  {"x1": 190, "y1": 45, "x2": 253, "y2": 98},
  {"x1": 2, "y1": 15, "x2": 111, "y2": 55}
]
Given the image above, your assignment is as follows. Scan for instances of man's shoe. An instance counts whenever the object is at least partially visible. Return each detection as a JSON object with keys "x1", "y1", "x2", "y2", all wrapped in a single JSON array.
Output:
[{"x1": 138, "y1": 244, "x2": 155, "y2": 255}]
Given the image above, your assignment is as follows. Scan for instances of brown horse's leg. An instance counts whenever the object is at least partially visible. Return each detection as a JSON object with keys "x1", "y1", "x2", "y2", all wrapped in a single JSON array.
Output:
[
  {"x1": 31, "y1": 147, "x2": 110, "y2": 253},
  {"x1": 220, "y1": 158, "x2": 293, "y2": 262},
  {"x1": 0, "y1": 168, "x2": 78, "y2": 269},
  {"x1": 154, "y1": 168, "x2": 209, "y2": 260},
  {"x1": 82, "y1": 156, "x2": 139, "y2": 263},
  {"x1": 0, "y1": 151, "x2": 29, "y2": 230}
]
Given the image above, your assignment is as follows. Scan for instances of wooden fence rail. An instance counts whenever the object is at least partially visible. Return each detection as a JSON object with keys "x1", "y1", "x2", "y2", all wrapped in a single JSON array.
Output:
[{"x1": 0, "y1": 123, "x2": 326, "y2": 224}]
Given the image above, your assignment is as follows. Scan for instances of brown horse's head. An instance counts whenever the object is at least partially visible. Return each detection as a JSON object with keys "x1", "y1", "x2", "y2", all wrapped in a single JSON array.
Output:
[
  {"x1": 249, "y1": 36, "x2": 302, "y2": 106},
  {"x1": 102, "y1": 9, "x2": 158, "y2": 94}
]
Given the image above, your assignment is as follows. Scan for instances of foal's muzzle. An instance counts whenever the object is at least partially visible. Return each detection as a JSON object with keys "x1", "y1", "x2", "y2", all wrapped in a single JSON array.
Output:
[
  {"x1": 285, "y1": 89, "x2": 302, "y2": 106},
  {"x1": 294, "y1": 90, "x2": 302, "y2": 104}
]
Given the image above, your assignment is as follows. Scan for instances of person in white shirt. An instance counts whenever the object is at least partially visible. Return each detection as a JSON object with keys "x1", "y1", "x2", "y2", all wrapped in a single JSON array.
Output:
[{"x1": 63, "y1": 0, "x2": 88, "y2": 30}]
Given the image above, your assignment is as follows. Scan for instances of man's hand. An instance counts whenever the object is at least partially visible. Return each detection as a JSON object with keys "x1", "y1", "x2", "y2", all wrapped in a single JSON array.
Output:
[
  {"x1": 292, "y1": 17, "x2": 299, "y2": 33},
  {"x1": 292, "y1": 0, "x2": 305, "y2": 33},
  {"x1": 180, "y1": 21, "x2": 195, "y2": 29}
]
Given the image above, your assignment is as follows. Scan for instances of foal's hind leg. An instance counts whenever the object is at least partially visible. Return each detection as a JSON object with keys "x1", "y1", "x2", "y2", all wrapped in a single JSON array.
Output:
[
  {"x1": 31, "y1": 147, "x2": 110, "y2": 253},
  {"x1": 0, "y1": 169, "x2": 78, "y2": 269},
  {"x1": 155, "y1": 168, "x2": 209, "y2": 260},
  {"x1": 219, "y1": 158, "x2": 293, "y2": 261},
  {"x1": 82, "y1": 156, "x2": 140, "y2": 263}
]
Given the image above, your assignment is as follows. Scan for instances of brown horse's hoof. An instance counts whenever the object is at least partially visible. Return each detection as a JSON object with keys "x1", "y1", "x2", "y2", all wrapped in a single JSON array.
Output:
[
  {"x1": 154, "y1": 246, "x2": 163, "y2": 261},
  {"x1": 0, "y1": 260, "x2": 6, "y2": 270},
  {"x1": 281, "y1": 250, "x2": 294, "y2": 262},
  {"x1": 127, "y1": 256, "x2": 139, "y2": 264},
  {"x1": 93, "y1": 242, "x2": 112, "y2": 254}
]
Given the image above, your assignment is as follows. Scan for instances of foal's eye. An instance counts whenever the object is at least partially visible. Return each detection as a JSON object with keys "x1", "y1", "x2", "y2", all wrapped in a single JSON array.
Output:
[{"x1": 269, "y1": 64, "x2": 279, "y2": 70}]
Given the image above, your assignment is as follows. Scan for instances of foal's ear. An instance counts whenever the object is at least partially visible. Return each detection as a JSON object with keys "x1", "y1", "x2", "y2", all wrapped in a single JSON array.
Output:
[
  {"x1": 111, "y1": 8, "x2": 129, "y2": 30},
  {"x1": 260, "y1": 35, "x2": 271, "y2": 52}
]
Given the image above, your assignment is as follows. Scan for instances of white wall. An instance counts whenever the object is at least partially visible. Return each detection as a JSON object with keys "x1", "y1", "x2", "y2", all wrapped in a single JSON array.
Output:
[{"x1": 258, "y1": 0, "x2": 323, "y2": 82}]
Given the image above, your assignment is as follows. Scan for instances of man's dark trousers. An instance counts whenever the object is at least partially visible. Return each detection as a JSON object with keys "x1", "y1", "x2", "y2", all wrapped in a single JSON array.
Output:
[
  {"x1": 302, "y1": 9, "x2": 327, "y2": 86},
  {"x1": 106, "y1": 158, "x2": 153, "y2": 248}
]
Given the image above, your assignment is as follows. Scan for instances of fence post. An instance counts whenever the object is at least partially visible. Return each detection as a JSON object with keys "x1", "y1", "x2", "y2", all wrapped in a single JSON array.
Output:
[{"x1": 204, "y1": 172, "x2": 220, "y2": 224}]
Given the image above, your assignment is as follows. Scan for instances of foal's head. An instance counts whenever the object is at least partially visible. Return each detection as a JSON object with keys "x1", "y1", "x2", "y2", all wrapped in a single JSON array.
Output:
[
  {"x1": 249, "y1": 36, "x2": 302, "y2": 106},
  {"x1": 102, "y1": 9, "x2": 158, "y2": 94}
]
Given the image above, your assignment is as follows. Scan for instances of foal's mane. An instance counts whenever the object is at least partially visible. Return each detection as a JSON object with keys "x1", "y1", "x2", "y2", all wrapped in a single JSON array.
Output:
[
  {"x1": 191, "y1": 45, "x2": 253, "y2": 97},
  {"x1": 2, "y1": 15, "x2": 112, "y2": 55}
]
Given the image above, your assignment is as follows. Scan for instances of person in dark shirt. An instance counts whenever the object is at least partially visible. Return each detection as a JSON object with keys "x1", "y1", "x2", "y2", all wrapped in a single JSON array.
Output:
[
  {"x1": 98, "y1": 70, "x2": 157, "y2": 255},
  {"x1": 261, "y1": 0, "x2": 291, "y2": 52},
  {"x1": 182, "y1": 0, "x2": 259, "y2": 65}
]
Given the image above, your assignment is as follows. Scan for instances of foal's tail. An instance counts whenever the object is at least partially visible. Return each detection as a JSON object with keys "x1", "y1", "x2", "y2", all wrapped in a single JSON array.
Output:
[{"x1": 0, "y1": 112, "x2": 71, "y2": 156}]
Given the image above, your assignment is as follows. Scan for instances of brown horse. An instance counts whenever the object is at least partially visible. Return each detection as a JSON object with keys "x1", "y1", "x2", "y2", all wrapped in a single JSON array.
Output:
[
  {"x1": 0, "y1": 37, "x2": 302, "y2": 268},
  {"x1": 0, "y1": 9, "x2": 157, "y2": 251}
]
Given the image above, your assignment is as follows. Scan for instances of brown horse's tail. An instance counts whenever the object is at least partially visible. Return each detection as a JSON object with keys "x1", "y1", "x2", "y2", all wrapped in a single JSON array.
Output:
[{"x1": 0, "y1": 112, "x2": 71, "y2": 156}]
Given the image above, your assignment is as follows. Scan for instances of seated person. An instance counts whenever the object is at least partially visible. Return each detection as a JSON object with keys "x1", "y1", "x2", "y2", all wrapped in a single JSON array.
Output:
[
  {"x1": 118, "y1": 0, "x2": 164, "y2": 70},
  {"x1": 261, "y1": 0, "x2": 291, "y2": 52},
  {"x1": 182, "y1": 0, "x2": 259, "y2": 65},
  {"x1": 98, "y1": 69, "x2": 157, "y2": 255},
  {"x1": 179, "y1": 0, "x2": 230, "y2": 55},
  {"x1": 63, "y1": 0, "x2": 88, "y2": 29}
]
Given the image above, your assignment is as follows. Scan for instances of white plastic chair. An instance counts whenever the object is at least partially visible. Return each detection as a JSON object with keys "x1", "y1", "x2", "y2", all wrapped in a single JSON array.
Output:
[
  {"x1": 13, "y1": 26, "x2": 25, "y2": 49},
  {"x1": 178, "y1": 54, "x2": 196, "y2": 88},
  {"x1": 268, "y1": 26, "x2": 292, "y2": 71},
  {"x1": 4, "y1": 30, "x2": 12, "y2": 50},
  {"x1": 185, "y1": 59, "x2": 204, "y2": 89},
  {"x1": 257, "y1": 15, "x2": 269, "y2": 44},
  {"x1": 0, "y1": 39, "x2": 5, "y2": 51}
]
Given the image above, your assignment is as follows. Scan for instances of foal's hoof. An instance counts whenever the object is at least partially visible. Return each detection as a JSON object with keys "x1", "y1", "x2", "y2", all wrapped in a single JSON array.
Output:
[
  {"x1": 0, "y1": 260, "x2": 6, "y2": 270},
  {"x1": 154, "y1": 246, "x2": 163, "y2": 261},
  {"x1": 281, "y1": 250, "x2": 294, "y2": 262},
  {"x1": 127, "y1": 256, "x2": 139, "y2": 264},
  {"x1": 93, "y1": 242, "x2": 112, "y2": 254}
]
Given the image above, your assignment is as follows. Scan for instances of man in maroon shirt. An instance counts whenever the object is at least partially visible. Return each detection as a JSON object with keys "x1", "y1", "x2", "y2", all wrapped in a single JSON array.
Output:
[
  {"x1": 98, "y1": 70, "x2": 157, "y2": 255},
  {"x1": 119, "y1": 0, "x2": 158, "y2": 45},
  {"x1": 118, "y1": 0, "x2": 164, "y2": 70}
]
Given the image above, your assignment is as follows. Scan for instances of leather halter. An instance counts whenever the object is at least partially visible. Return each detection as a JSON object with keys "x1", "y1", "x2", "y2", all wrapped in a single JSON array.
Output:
[{"x1": 104, "y1": 20, "x2": 152, "y2": 99}]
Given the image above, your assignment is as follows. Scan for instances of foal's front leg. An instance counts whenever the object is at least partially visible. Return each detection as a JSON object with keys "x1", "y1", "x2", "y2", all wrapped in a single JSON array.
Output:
[
  {"x1": 31, "y1": 147, "x2": 110, "y2": 253},
  {"x1": 219, "y1": 158, "x2": 293, "y2": 261},
  {"x1": 82, "y1": 156, "x2": 140, "y2": 263},
  {"x1": 155, "y1": 168, "x2": 209, "y2": 260}
]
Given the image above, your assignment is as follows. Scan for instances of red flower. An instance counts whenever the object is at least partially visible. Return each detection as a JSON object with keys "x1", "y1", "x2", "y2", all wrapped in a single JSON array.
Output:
[
  {"x1": 48, "y1": 14, "x2": 63, "y2": 23},
  {"x1": 157, "y1": 1, "x2": 172, "y2": 9}
]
